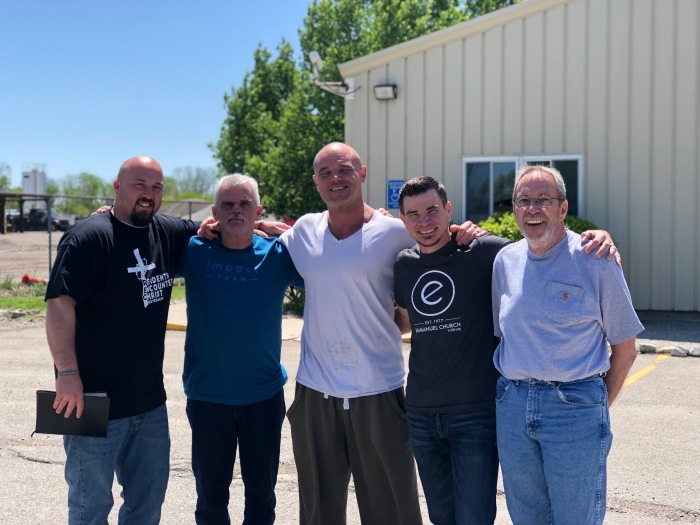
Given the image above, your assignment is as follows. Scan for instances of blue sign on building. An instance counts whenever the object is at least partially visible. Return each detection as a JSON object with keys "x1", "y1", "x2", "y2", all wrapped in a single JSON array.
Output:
[{"x1": 387, "y1": 179, "x2": 405, "y2": 210}]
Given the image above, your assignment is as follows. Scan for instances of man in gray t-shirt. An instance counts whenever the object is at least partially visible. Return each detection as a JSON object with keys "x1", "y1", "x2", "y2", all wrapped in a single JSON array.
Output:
[{"x1": 492, "y1": 165, "x2": 643, "y2": 525}]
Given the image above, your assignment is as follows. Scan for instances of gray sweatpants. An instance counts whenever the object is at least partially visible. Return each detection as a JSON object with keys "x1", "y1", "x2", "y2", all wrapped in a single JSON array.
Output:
[{"x1": 287, "y1": 383, "x2": 423, "y2": 525}]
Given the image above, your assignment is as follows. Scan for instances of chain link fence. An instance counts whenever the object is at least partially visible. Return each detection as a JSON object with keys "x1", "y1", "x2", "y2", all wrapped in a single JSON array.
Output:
[{"x1": 0, "y1": 193, "x2": 210, "y2": 281}]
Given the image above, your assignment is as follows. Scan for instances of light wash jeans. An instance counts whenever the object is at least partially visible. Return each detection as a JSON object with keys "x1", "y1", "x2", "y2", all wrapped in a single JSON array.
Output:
[
  {"x1": 407, "y1": 410, "x2": 498, "y2": 525},
  {"x1": 63, "y1": 403, "x2": 170, "y2": 525},
  {"x1": 496, "y1": 375, "x2": 612, "y2": 525}
]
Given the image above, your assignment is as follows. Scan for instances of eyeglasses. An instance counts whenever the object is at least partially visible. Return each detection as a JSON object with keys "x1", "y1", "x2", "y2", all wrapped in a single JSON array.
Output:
[{"x1": 513, "y1": 197, "x2": 563, "y2": 209}]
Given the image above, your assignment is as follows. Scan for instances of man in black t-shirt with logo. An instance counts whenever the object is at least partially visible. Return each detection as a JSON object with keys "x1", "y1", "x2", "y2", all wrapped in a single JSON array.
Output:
[
  {"x1": 45, "y1": 156, "x2": 199, "y2": 524},
  {"x1": 394, "y1": 176, "x2": 508, "y2": 525}
]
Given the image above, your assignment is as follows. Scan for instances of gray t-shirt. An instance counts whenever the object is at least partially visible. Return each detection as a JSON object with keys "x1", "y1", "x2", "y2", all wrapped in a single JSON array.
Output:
[{"x1": 492, "y1": 231, "x2": 644, "y2": 382}]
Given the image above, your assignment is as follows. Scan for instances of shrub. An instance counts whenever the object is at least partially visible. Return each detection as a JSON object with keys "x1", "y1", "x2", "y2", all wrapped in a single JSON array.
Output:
[
  {"x1": 478, "y1": 212, "x2": 523, "y2": 241},
  {"x1": 564, "y1": 215, "x2": 599, "y2": 234},
  {"x1": 478, "y1": 212, "x2": 598, "y2": 241},
  {"x1": 284, "y1": 286, "x2": 305, "y2": 316}
]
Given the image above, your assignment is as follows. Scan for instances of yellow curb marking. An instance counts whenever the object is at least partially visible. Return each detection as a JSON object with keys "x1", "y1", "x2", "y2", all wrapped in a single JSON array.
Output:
[{"x1": 623, "y1": 354, "x2": 670, "y2": 387}]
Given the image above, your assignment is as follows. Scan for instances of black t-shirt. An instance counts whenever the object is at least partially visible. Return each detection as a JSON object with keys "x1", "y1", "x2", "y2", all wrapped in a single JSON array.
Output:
[
  {"x1": 46, "y1": 212, "x2": 198, "y2": 419},
  {"x1": 394, "y1": 234, "x2": 509, "y2": 414}
]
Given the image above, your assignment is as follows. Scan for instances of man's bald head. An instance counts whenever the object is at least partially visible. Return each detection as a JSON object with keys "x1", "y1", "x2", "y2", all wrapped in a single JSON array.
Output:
[
  {"x1": 313, "y1": 142, "x2": 362, "y2": 174},
  {"x1": 117, "y1": 156, "x2": 163, "y2": 181},
  {"x1": 112, "y1": 156, "x2": 164, "y2": 226},
  {"x1": 312, "y1": 142, "x2": 367, "y2": 211}
]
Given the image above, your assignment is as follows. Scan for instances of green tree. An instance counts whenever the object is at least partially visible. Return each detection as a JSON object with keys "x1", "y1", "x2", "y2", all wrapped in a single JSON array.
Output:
[
  {"x1": 245, "y1": 83, "x2": 329, "y2": 218},
  {"x1": 463, "y1": 0, "x2": 521, "y2": 17},
  {"x1": 213, "y1": 41, "x2": 300, "y2": 177},
  {"x1": 63, "y1": 172, "x2": 112, "y2": 197},
  {"x1": 0, "y1": 163, "x2": 18, "y2": 192},
  {"x1": 162, "y1": 176, "x2": 182, "y2": 200},
  {"x1": 46, "y1": 178, "x2": 60, "y2": 195},
  {"x1": 58, "y1": 172, "x2": 113, "y2": 216},
  {"x1": 170, "y1": 166, "x2": 217, "y2": 200},
  {"x1": 214, "y1": 0, "x2": 523, "y2": 218}
]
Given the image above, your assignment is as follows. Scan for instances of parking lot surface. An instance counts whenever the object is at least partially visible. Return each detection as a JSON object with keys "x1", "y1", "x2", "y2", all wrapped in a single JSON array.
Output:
[{"x1": 1, "y1": 314, "x2": 699, "y2": 524}]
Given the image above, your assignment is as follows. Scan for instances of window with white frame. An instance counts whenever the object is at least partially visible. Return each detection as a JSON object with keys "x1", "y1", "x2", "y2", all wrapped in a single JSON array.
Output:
[{"x1": 462, "y1": 155, "x2": 583, "y2": 223}]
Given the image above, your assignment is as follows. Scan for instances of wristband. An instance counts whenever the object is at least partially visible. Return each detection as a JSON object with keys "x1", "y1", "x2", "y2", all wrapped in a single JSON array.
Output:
[
  {"x1": 57, "y1": 369, "x2": 79, "y2": 377},
  {"x1": 256, "y1": 220, "x2": 264, "y2": 230}
]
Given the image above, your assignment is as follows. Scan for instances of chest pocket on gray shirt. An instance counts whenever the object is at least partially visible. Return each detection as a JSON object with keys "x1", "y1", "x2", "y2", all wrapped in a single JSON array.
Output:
[{"x1": 543, "y1": 282, "x2": 584, "y2": 323}]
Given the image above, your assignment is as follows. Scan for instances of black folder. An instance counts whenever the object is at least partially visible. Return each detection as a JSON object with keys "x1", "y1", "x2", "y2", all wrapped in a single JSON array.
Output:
[{"x1": 34, "y1": 390, "x2": 110, "y2": 437}]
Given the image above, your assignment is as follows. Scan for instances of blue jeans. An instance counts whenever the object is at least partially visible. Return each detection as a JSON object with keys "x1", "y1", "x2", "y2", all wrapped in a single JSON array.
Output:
[
  {"x1": 186, "y1": 389, "x2": 286, "y2": 525},
  {"x1": 407, "y1": 410, "x2": 498, "y2": 525},
  {"x1": 495, "y1": 375, "x2": 612, "y2": 525},
  {"x1": 63, "y1": 403, "x2": 170, "y2": 525}
]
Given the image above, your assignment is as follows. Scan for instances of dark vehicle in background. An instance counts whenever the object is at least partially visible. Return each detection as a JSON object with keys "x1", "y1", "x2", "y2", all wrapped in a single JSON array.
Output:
[
  {"x1": 50, "y1": 210, "x2": 71, "y2": 231},
  {"x1": 5, "y1": 209, "x2": 20, "y2": 227},
  {"x1": 7, "y1": 209, "x2": 70, "y2": 232}
]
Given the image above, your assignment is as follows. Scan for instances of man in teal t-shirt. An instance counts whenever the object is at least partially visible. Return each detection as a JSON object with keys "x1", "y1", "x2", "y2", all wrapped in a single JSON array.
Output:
[{"x1": 179, "y1": 174, "x2": 302, "y2": 525}]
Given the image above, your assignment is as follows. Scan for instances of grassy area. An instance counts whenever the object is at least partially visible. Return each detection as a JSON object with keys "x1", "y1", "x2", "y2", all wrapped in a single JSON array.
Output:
[
  {"x1": 0, "y1": 276, "x2": 46, "y2": 314},
  {"x1": 0, "y1": 295, "x2": 46, "y2": 312},
  {"x1": 171, "y1": 285, "x2": 186, "y2": 301},
  {"x1": 0, "y1": 276, "x2": 186, "y2": 314},
  {"x1": 0, "y1": 280, "x2": 302, "y2": 317}
]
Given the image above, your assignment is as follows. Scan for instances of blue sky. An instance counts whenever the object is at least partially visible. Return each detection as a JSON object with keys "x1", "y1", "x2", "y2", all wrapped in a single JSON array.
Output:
[{"x1": 1, "y1": 0, "x2": 311, "y2": 187}]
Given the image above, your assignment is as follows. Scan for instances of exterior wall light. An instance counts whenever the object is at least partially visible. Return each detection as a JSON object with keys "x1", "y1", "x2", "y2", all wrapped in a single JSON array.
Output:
[{"x1": 374, "y1": 84, "x2": 397, "y2": 100}]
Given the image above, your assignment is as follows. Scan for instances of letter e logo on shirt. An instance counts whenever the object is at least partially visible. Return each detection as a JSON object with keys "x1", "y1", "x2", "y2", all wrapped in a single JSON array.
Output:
[{"x1": 410, "y1": 270, "x2": 456, "y2": 317}]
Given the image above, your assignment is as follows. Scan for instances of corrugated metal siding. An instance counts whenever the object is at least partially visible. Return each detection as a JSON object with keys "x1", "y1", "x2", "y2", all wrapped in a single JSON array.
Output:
[
  {"x1": 628, "y1": 0, "x2": 654, "y2": 310},
  {"x1": 674, "y1": 0, "x2": 700, "y2": 312},
  {"x1": 342, "y1": 0, "x2": 699, "y2": 311}
]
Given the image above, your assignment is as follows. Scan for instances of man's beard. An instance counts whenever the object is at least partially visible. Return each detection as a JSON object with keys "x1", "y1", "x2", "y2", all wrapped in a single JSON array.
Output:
[
  {"x1": 417, "y1": 237, "x2": 443, "y2": 249},
  {"x1": 130, "y1": 201, "x2": 155, "y2": 227},
  {"x1": 521, "y1": 219, "x2": 565, "y2": 253}
]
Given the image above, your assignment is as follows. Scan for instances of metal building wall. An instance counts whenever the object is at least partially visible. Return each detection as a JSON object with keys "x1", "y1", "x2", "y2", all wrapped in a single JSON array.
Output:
[{"x1": 340, "y1": 0, "x2": 700, "y2": 311}]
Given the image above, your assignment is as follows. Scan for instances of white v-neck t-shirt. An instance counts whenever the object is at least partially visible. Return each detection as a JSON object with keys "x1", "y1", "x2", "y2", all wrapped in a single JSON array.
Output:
[{"x1": 281, "y1": 210, "x2": 415, "y2": 397}]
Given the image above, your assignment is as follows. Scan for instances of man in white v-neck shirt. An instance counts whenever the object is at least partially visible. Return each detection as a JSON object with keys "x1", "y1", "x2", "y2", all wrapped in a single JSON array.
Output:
[{"x1": 280, "y1": 142, "x2": 424, "y2": 525}]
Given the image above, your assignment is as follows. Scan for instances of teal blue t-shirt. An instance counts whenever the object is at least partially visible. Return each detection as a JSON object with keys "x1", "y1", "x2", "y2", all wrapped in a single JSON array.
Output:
[{"x1": 179, "y1": 235, "x2": 303, "y2": 405}]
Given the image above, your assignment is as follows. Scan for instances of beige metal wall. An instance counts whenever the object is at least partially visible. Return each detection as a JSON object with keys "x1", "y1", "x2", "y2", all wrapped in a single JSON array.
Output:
[{"x1": 341, "y1": 0, "x2": 700, "y2": 312}]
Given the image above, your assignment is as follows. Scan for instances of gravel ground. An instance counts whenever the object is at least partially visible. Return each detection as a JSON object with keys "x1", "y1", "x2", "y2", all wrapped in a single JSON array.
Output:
[{"x1": 0, "y1": 312, "x2": 46, "y2": 332}]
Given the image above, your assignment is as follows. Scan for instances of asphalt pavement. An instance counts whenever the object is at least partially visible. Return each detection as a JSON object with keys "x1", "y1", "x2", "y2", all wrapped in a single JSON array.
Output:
[{"x1": 0, "y1": 308, "x2": 698, "y2": 524}]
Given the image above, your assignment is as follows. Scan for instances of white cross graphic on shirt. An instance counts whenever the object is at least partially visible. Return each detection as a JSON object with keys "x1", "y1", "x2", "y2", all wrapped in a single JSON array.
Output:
[{"x1": 127, "y1": 248, "x2": 155, "y2": 281}]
